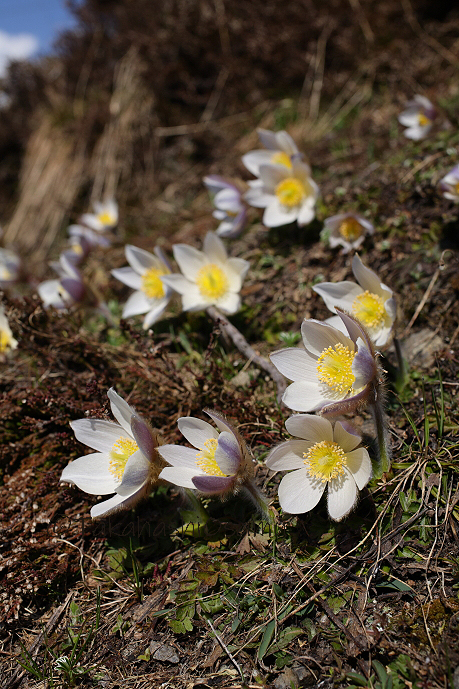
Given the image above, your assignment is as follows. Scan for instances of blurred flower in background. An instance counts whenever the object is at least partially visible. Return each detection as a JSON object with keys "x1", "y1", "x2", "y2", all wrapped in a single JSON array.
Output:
[
  {"x1": 242, "y1": 128, "x2": 301, "y2": 177},
  {"x1": 0, "y1": 305, "x2": 18, "y2": 357},
  {"x1": 325, "y1": 212, "x2": 374, "y2": 253},
  {"x1": 398, "y1": 95, "x2": 436, "y2": 140},
  {"x1": 439, "y1": 164, "x2": 459, "y2": 202},
  {"x1": 203, "y1": 176, "x2": 247, "y2": 238}
]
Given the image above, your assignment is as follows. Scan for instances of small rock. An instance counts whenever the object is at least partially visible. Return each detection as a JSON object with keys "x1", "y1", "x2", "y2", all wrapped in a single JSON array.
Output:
[
  {"x1": 402, "y1": 328, "x2": 443, "y2": 369},
  {"x1": 274, "y1": 667, "x2": 298, "y2": 689},
  {"x1": 149, "y1": 640, "x2": 180, "y2": 664},
  {"x1": 228, "y1": 368, "x2": 260, "y2": 388}
]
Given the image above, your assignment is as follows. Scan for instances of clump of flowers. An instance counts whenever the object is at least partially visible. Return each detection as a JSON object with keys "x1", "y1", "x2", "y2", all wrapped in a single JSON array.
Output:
[
  {"x1": 0, "y1": 305, "x2": 18, "y2": 357},
  {"x1": 439, "y1": 164, "x2": 459, "y2": 202},
  {"x1": 313, "y1": 254, "x2": 396, "y2": 348},
  {"x1": 204, "y1": 176, "x2": 247, "y2": 238},
  {"x1": 112, "y1": 245, "x2": 174, "y2": 329},
  {"x1": 325, "y1": 212, "x2": 374, "y2": 254},
  {"x1": 61, "y1": 389, "x2": 165, "y2": 518},
  {"x1": 157, "y1": 409, "x2": 269, "y2": 514},
  {"x1": 37, "y1": 254, "x2": 85, "y2": 310},
  {"x1": 266, "y1": 415, "x2": 371, "y2": 520},
  {"x1": 398, "y1": 95, "x2": 436, "y2": 140},
  {"x1": 242, "y1": 128, "x2": 302, "y2": 177},
  {"x1": 245, "y1": 159, "x2": 319, "y2": 228},
  {"x1": 162, "y1": 231, "x2": 249, "y2": 315}
]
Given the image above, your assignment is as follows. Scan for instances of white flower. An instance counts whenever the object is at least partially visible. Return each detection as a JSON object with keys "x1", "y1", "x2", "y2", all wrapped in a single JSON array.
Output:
[
  {"x1": 0, "y1": 247, "x2": 21, "y2": 287},
  {"x1": 242, "y1": 128, "x2": 301, "y2": 177},
  {"x1": 80, "y1": 199, "x2": 118, "y2": 232},
  {"x1": 313, "y1": 255, "x2": 396, "y2": 348},
  {"x1": 266, "y1": 415, "x2": 371, "y2": 520},
  {"x1": 161, "y1": 232, "x2": 249, "y2": 315},
  {"x1": 158, "y1": 410, "x2": 254, "y2": 495},
  {"x1": 37, "y1": 255, "x2": 85, "y2": 310},
  {"x1": 439, "y1": 164, "x2": 459, "y2": 202},
  {"x1": 112, "y1": 245, "x2": 174, "y2": 329},
  {"x1": 398, "y1": 95, "x2": 436, "y2": 141},
  {"x1": 270, "y1": 312, "x2": 377, "y2": 416},
  {"x1": 325, "y1": 212, "x2": 374, "y2": 253},
  {"x1": 244, "y1": 160, "x2": 319, "y2": 228},
  {"x1": 62, "y1": 236, "x2": 90, "y2": 265},
  {"x1": 0, "y1": 305, "x2": 18, "y2": 356},
  {"x1": 203, "y1": 176, "x2": 247, "y2": 238},
  {"x1": 61, "y1": 388, "x2": 163, "y2": 518},
  {"x1": 68, "y1": 223, "x2": 112, "y2": 249}
]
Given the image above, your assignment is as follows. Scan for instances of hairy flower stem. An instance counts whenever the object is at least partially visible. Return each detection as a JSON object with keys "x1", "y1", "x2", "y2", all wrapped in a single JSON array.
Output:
[
  {"x1": 206, "y1": 306, "x2": 287, "y2": 402},
  {"x1": 242, "y1": 479, "x2": 273, "y2": 524},
  {"x1": 393, "y1": 337, "x2": 408, "y2": 392},
  {"x1": 369, "y1": 384, "x2": 391, "y2": 478},
  {"x1": 183, "y1": 488, "x2": 210, "y2": 524}
]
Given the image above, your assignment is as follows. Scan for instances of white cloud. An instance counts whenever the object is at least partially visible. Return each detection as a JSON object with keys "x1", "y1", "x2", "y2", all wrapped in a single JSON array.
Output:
[{"x1": 0, "y1": 30, "x2": 39, "y2": 78}]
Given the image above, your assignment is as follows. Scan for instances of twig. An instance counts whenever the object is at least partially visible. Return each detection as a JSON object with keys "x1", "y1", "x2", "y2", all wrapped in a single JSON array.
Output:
[
  {"x1": 204, "y1": 615, "x2": 245, "y2": 684},
  {"x1": 206, "y1": 305, "x2": 286, "y2": 402},
  {"x1": 402, "y1": 267, "x2": 440, "y2": 338}
]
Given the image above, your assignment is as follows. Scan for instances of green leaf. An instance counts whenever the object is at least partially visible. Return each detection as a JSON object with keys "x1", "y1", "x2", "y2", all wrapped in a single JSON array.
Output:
[
  {"x1": 346, "y1": 671, "x2": 371, "y2": 687},
  {"x1": 372, "y1": 660, "x2": 388, "y2": 687},
  {"x1": 266, "y1": 626, "x2": 303, "y2": 656},
  {"x1": 258, "y1": 620, "x2": 276, "y2": 660}
]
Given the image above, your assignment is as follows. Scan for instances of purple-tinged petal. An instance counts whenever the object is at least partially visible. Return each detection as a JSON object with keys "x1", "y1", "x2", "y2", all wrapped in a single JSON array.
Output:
[
  {"x1": 353, "y1": 337, "x2": 377, "y2": 388},
  {"x1": 215, "y1": 432, "x2": 241, "y2": 475},
  {"x1": 191, "y1": 475, "x2": 235, "y2": 495},
  {"x1": 131, "y1": 413, "x2": 157, "y2": 461}
]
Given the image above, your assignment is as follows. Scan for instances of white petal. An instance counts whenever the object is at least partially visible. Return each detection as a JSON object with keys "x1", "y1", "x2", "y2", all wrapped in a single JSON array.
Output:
[
  {"x1": 258, "y1": 164, "x2": 289, "y2": 190},
  {"x1": 265, "y1": 440, "x2": 312, "y2": 471},
  {"x1": 107, "y1": 388, "x2": 133, "y2": 435},
  {"x1": 244, "y1": 187, "x2": 273, "y2": 209},
  {"x1": 125, "y1": 245, "x2": 158, "y2": 274},
  {"x1": 346, "y1": 448, "x2": 372, "y2": 490},
  {"x1": 117, "y1": 450, "x2": 150, "y2": 496},
  {"x1": 60, "y1": 452, "x2": 118, "y2": 494},
  {"x1": 122, "y1": 291, "x2": 150, "y2": 318},
  {"x1": 282, "y1": 380, "x2": 327, "y2": 413},
  {"x1": 90, "y1": 486, "x2": 146, "y2": 519},
  {"x1": 278, "y1": 469, "x2": 325, "y2": 514},
  {"x1": 285, "y1": 414, "x2": 333, "y2": 443},
  {"x1": 398, "y1": 111, "x2": 420, "y2": 126},
  {"x1": 214, "y1": 431, "x2": 240, "y2": 475},
  {"x1": 333, "y1": 421, "x2": 362, "y2": 453},
  {"x1": 181, "y1": 292, "x2": 210, "y2": 312},
  {"x1": 173, "y1": 244, "x2": 206, "y2": 281},
  {"x1": 275, "y1": 130, "x2": 299, "y2": 155},
  {"x1": 70, "y1": 419, "x2": 123, "y2": 453},
  {"x1": 327, "y1": 470, "x2": 357, "y2": 521},
  {"x1": 242, "y1": 150, "x2": 277, "y2": 176},
  {"x1": 324, "y1": 315, "x2": 351, "y2": 335},
  {"x1": 203, "y1": 232, "x2": 228, "y2": 263},
  {"x1": 157, "y1": 444, "x2": 199, "y2": 467},
  {"x1": 112, "y1": 266, "x2": 142, "y2": 290},
  {"x1": 142, "y1": 298, "x2": 169, "y2": 329},
  {"x1": 215, "y1": 291, "x2": 240, "y2": 315},
  {"x1": 214, "y1": 187, "x2": 242, "y2": 212},
  {"x1": 263, "y1": 200, "x2": 298, "y2": 228},
  {"x1": 404, "y1": 125, "x2": 426, "y2": 141},
  {"x1": 257, "y1": 128, "x2": 279, "y2": 150},
  {"x1": 226, "y1": 257, "x2": 250, "y2": 282},
  {"x1": 159, "y1": 465, "x2": 199, "y2": 489},
  {"x1": 313, "y1": 282, "x2": 362, "y2": 315},
  {"x1": 161, "y1": 273, "x2": 193, "y2": 295},
  {"x1": 301, "y1": 319, "x2": 354, "y2": 357},
  {"x1": 178, "y1": 417, "x2": 218, "y2": 449},
  {"x1": 352, "y1": 255, "x2": 383, "y2": 295},
  {"x1": 270, "y1": 347, "x2": 317, "y2": 382},
  {"x1": 297, "y1": 203, "x2": 315, "y2": 227}
]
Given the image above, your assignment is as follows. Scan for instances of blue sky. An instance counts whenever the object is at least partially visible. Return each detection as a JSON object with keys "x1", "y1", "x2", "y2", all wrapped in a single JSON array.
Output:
[{"x1": 0, "y1": 0, "x2": 76, "y2": 76}]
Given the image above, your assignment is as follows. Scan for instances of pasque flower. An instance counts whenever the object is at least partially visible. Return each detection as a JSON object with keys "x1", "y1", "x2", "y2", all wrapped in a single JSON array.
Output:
[
  {"x1": 245, "y1": 160, "x2": 319, "y2": 228},
  {"x1": 0, "y1": 247, "x2": 21, "y2": 288},
  {"x1": 61, "y1": 389, "x2": 164, "y2": 518},
  {"x1": 112, "y1": 245, "x2": 174, "y2": 329},
  {"x1": 313, "y1": 254, "x2": 396, "y2": 347},
  {"x1": 439, "y1": 164, "x2": 459, "y2": 202},
  {"x1": 266, "y1": 415, "x2": 371, "y2": 520},
  {"x1": 157, "y1": 410, "x2": 262, "y2": 502},
  {"x1": 398, "y1": 95, "x2": 436, "y2": 141},
  {"x1": 270, "y1": 311, "x2": 378, "y2": 416},
  {"x1": 161, "y1": 232, "x2": 249, "y2": 315},
  {"x1": 0, "y1": 305, "x2": 18, "y2": 356},
  {"x1": 37, "y1": 254, "x2": 85, "y2": 310},
  {"x1": 325, "y1": 212, "x2": 374, "y2": 253},
  {"x1": 80, "y1": 199, "x2": 118, "y2": 232},
  {"x1": 242, "y1": 128, "x2": 301, "y2": 177},
  {"x1": 203, "y1": 176, "x2": 247, "y2": 238}
]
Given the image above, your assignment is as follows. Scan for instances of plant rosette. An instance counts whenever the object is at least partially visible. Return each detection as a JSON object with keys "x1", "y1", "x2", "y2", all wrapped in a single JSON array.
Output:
[
  {"x1": 313, "y1": 254, "x2": 396, "y2": 348},
  {"x1": 266, "y1": 414, "x2": 371, "y2": 521},
  {"x1": 61, "y1": 389, "x2": 164, "y2": 518}
]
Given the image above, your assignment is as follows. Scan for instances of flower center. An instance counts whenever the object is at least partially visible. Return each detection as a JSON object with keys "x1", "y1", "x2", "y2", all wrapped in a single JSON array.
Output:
[
  {"x1": 418, "y1": 113, "x2": 431, "y2": 127},
  {"x1": 304, "y1": 440, "x2": 347, "y2": 482},
  {"x1": 316, "y1": 343, "x2": 356, "y2": 394},
  {"x1": 97, "y1": 211, "x2": 116, "y2": 226},
  {"x1": 339, "y1": 218, "x2": 363, "y2": 241},
  {"x1": 195, "y1": 438, "x2": 227, "y2": 476},
  {"x1": 0, "y1": 329, "x2": 12, "y2": 354},
  {"x1": 0, "y1": 266, "x2": 12, "y2": 280},
  {"x1": 454, "y1": 182, "x2": 459, "y2": 194},
  {"x1": 271, "y1": 151, "x2": 292, "y2": 169},
  {"x1": 141, "y1": 267, "x2": 166, "y2": 299},
  {"x1": 352, "y1": 290, "x2": 385, "y2": 329},
  {"x1": 70, "y1": 242, "x2": 84, "y2": 256},
  {"x1": 275, "y1": 178, "x2": 307, "y2": 208},
  {"x1": 109, "y1": 437, "x2": 139, "y2": 482},
  {"x1": 196, "y1": 264, "x2": 229, "y2": 300}
]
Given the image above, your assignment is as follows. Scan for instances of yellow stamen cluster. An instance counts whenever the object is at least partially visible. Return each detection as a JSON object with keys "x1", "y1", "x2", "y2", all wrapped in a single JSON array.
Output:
[
  {"x1": 70, "y1": 243, "x2": 84, "y2": 256},
  {"x1": 417, "y1": 113, "x2": 431, "y2": 127},
  {"x1": 454, "y1": 182, "x2": 459, "y2": 194},
  {"x1": 352, "y1": 290, "x2": 385, "y2": 329},
  {"x1": 97, "y1": 211, "x2": 116, "y2": 226},
  {"x1": 141, "y1": 267, "x2": 166, "y2": 299},
  {"x1": 109, "y1": 437, "x2": 139, "y2": 482},
  {"x1": 275, "y1": 178, "x2": 307, "y2": 208},
  {"x1": 304, "y1": 440, "x2": 347, "y2": 482},
  {"x1": 196, "y1": 438, "x2": 227, "y2": 476},
  {"x1": 338, "y1": 218, "x2": 363, "y2": 242},
  {"x1": 196, "y1": 263, "x2": 229, "y2": 300},
  {"x1": 0, "y1": 329, "x2": 12, "y2": 354},
  {"x1": 316, "y1": 343, "x2": 356, "y2": 394},
  {"x1": 0, "y1": 267, "x2": 12, "y2": 280},
  {"x1": 271, "y1": 151, "x2": 292, "y2": 169}
]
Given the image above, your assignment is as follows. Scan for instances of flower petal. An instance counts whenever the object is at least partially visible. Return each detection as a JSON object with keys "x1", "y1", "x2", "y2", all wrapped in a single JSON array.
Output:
[
  {"x1": 177, "y1": 417, "x2": 218, "y2": 449},
  {"x1": 263, "y1": 199, "x2": 298, "y2": 228},
  {"x1": 159, "y1": 465, "x2": 199, "y2": 488},
  {"x1": 112, "y1": 266, "x2": 142, "y2": 290},
  {"x1": 265, "y1": 440, "x2": 312, "y2": 471},
  {"x1": 157, "y1": 444, "x2": 199, "y2": 467},
  {"x1": 70, "y1": 419, "x2": 123, "y2": 453},
  {"x1": 192, "y1": 475, "x2": 234, "y2": 494},
  {"x1": 204, "y1": 409, "x2": 235, "y2": 435},
  {"x1": 346, "y1": 448, "x2": 372, "y2": 490},
  {"x1": 215, "y1": 432, "x2": 241, "y2": 475},
  {"x1": 301, "y1": 319, "x2": 353, "y2": 357},
  {"x1": 203, "y1": 232, "x2": 228, "y2": 264},
  {"x1": 242, "y1": 150, "x2": 277, "y2": 176},
  {"x1": 60, "y1": 452, "x2": 118, "y2": 494},
  {"x1": 333, "y1": 420, "x2": 362, "y2": 453},
  {"x1": 173, "y1": 244, "x2": 206, "y2": 281},
  {"x1": 282, "y1": 380, "x2": 327, "y2": 413},
  {"x1": 142, "y1": 298, "x2": 170, "y2": 329},
  {"x1": 122, "y1": 290, "x2": 150, "y2": 318},
  {"x1": 285, "y1": 414, "x2": 333, "y2": 443},
  {"x1": 215, "y1": 291, "x2": 240, "y2": 315},
  {"x1": 131, "y1": 414, "x2": 157, "y2": 461},
  {"x1": 107, "y1": 388, "x2": 133, "y2": 435},
  {"x1": 313, "y1": 281, "x2": 362, "y2": 315},
  {"x1": 352, "y1": 255, "x2": 384, "y2": 295},
  {"x1": 117, "y1": 450, "x2": 150, "y2": 496},
  {"x1": 270, "y1": 347, "x2": 317, "y2": 382},
  {"x1": 327, "y1": 470, "x2": 357, "y2": 521},
  {"x1": 278, "y1": 469, "x2": 325, "y2": 514},
  {"x1": 161, "y1": 273, "x2": 193, "y2": 295},
  {"x1": 125, "y1": 245, "x2": 158, "y2": 274},
  {"x1": 90, "y1": 486, "x2": 147, "y2": 519}
]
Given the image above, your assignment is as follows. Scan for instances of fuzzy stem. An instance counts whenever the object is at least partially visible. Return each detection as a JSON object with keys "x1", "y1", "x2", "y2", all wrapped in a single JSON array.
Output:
[
  {"x1": 242, "y1": 479, "x2": 273, "y2": 524},
  {"x1": 182, "y1": 488, "x2": 209, "y2": 524},
  {"x1": 206, "y1": 305, "x2": 286, "y2": 402},
  {"x1": 393, "y1": 336, "x2": 408, "y2": 392},
  {"x1": 369, "y1": 384, "x2": 391, "y2": 478}
]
